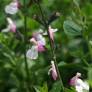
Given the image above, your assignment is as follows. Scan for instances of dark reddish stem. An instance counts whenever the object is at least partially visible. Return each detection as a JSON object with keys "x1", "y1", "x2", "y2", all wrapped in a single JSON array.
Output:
[{"x1": 35, "y1": 1, "x2": 64, "y2": 91}]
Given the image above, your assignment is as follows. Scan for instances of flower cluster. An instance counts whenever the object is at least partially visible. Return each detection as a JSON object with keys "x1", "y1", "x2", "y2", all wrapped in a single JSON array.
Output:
[
  {"x1": 26, "y1": 31, "x2": 46, "y2": 59},
  {"x1": 26, "y1": 26, "x2": 58, "y2": 60},
  {"x1": 3, "y1": 0, "x2": 59, "y2": 81},
  {"x1": 69, "y1": 72, "x2": 89, "y2": 92},
  {"x1": 2, "y1": 0, "x2": 19, "y2": 33},
  {"x1": 26, "y1": 26, "x2": 58, "y2": 80}
]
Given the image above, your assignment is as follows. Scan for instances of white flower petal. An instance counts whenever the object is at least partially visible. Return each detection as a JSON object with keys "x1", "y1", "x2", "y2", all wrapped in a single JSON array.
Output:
[
  {"x1": 38, "y1": 29, "x2": 43, "y2": 33},
  {"x1": 43, "y1": 31, "x2": 47, "y2": 35},
  {"x1": 36, "y1": 34, "x2": 46, "y2": 45},
  {"x1": 26, "y1": 46, "x2": 38, "y2": 60},
  {"x1": 1, "y1": 26, "x2": 10, "y2": 33},
  {"x1": 76, "y1": 79, "x2": 89, "y2": 92},
  {"x1": 82, "y1": 81, "x2": 89, "y2": 90},
  {"x1": 36, "y1": 34, "x2": 43, "y2": 41},
  {"x1": 7, "y1": 17, "x2": 14, "y2": 25},
  {"x1": 43, "y1": 28, "x2": 58, "y2": 35},
  {"x1": 75, "y1": 85, "x2": 83, "y2": 92},
  {"x1": 1, "y1": 27, "x2": 10, "y2": 32},
  {"x1": 48, "y1": 68, "x2": 52, "y2": 75},
  {"x1": 5, "y1": 2, "x2": 18, "y2": 14},
  {"x1": 52, "y1": 28, "x2": 58, "y2": 33}
]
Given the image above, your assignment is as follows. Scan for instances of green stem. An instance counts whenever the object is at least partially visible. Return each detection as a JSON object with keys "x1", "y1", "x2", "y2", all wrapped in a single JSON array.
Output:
[
  {"x1": 23, "y1": 0, "x2": 31, "y2": 91},
  {"x1": 35, "y1": 1, "x2": 64, "y2": 91},
  {"x1": 85, "y1": 35, "x2": 92, "y2": 61},
  {"x1": 81, "y1": 57, "x2": 89, "y2": 67},
  {"x1": 82, "y1": 26, "x2": 91, "y2": 66}
]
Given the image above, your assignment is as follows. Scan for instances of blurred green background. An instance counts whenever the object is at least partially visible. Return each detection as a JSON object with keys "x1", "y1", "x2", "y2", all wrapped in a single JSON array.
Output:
[{"x1": 0, "y1": 0, "x2": 92, "y2": 92}]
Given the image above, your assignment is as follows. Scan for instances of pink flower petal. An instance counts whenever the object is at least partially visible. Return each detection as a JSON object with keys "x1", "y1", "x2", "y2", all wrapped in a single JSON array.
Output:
[
  {"x1": 7, "y1": 17, "x2": 16, "y2": 33},
  {"x1": 10, "y1": 23, "x2": 16, "y2": 33},
  {"x1": 30, "y1": 38, "x2": 38, "y2": 45},
  {"x1": 49, "y1": 61, "x2": 58, "y2": 80},
  {"x1": 69, "y1": 76, "x2": 77, "y2": 86},
  {"x1": 69, "y1": 72, "x2": 81, "y2": 86},
  {"x1": 48, "y1": 26, "x2": 58, "y2": 41},
  {"x1": 48, "y1": 26, "x2": 54, "y2": 41},
  {"x1": 37, "y1": 44, "x2": 45, "y2": 52}
]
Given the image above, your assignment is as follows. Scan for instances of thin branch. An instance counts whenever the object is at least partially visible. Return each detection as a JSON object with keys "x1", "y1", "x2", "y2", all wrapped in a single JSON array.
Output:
[{"x1": 23, "y1": 0, "x2": 31, "y2": 91}]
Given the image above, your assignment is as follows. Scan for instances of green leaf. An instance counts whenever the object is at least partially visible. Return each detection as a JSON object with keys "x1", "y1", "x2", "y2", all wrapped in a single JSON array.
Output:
[
  {"x1": 88, "y1": 68, "x2": 92, "y2": 87},
  {"x1": 63, "y1": 20, "x2": 82, "y2": 36},
  {"x1": 34, "y1": 87, "x2": 40, "y2": 92},
  {"x1": 40, "y1": 83, "x2": 48, "y2": 92},
  {"x1": 34, "y1": 83, "x2": 48, "y2": 92},
  {"x1": 64, "y1": 87, "x2": 76, "y2": 92},
  {"x1": 73, "y1": 0, "x2": 80, "y2": 8},
  {"x1": 88, "y1": 68, "x2": 92, "y2": 80}
]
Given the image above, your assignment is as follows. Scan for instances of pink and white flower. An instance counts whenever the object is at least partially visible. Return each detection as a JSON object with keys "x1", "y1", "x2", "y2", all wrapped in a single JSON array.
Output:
[
  {"x1": 70, "y1": 72, "x2": 89, "y2": 92},
  {"x1": 26, "y1": 32, "x2": 46, "y2": 59},
  {"x1": 5, "y1": 0, "x2": 19, "y2": 14},
  {"x1": 2, "y1": 17, "x2": 16, "y2": 33},
  {"x1": 43, "y1": 26, "x2": 58, "y2": 41},
  {"x1": 48, "y1": 61, "x2": 58, "y2": 80},
  {"x1": 26, "y1": 45, "x2": 38, "y2": 60}
]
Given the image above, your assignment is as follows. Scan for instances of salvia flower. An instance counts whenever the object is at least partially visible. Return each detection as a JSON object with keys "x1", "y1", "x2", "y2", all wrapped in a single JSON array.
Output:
[
  {"x1": 26, "y1": 45, "x2": 38, "y2": 60},
  {"x1": 2, "y1": 17, "x2": 16, "y2": 33},
  {"x1": 5, "y1": 0, "x2": 19, "y2": 15},
  {"x1": 26, "y1": 32, "x2": 46, "y2": 59},
  {"x1": 69, "y1": 72, "x2": 89, "y2": 92},
  {"x1": 48, "y1": 61, "x2": 58, "y2": 80},
  {"x1": 43, "y1": 26, "x2": 58, "y2": 41}
]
